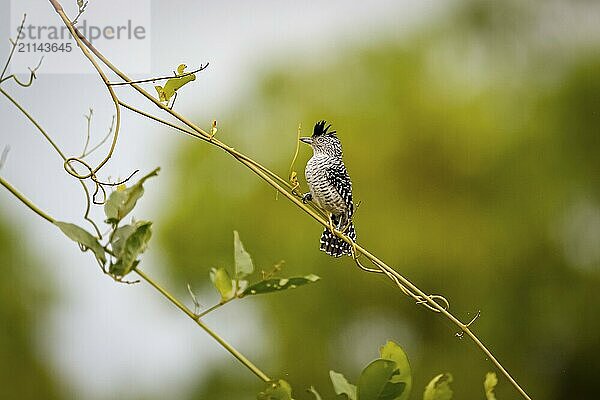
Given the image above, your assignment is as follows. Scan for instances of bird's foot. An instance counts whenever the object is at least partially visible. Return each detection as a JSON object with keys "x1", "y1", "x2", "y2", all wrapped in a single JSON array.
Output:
[
  {"x1": 327, "y1": 214, "x2": 337, "y2": 234},
  {"x1": 302, "y1": 192, "x2": 313, "y2": 204}
]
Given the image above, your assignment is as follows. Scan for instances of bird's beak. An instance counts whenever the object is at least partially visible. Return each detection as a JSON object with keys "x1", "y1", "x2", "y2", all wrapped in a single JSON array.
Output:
[{"x1": 299, "y1": 137, "x2": 313, "y2": 145}]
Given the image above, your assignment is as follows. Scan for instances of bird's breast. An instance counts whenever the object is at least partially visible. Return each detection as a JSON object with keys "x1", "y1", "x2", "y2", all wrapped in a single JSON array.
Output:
[{"x1": 305, "y1": 155, "x2": 347, "y2": 214}]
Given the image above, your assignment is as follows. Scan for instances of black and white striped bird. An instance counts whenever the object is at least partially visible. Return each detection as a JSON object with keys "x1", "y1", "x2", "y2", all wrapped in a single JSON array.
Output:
[{"x1": 300, "y1": 121, "x2": 356, "y2": 257}]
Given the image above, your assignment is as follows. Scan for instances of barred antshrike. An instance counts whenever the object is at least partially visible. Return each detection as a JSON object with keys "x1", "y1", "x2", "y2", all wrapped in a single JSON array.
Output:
[{"x1": 300, "y1": 121, "x2": 356, "y2": 257}]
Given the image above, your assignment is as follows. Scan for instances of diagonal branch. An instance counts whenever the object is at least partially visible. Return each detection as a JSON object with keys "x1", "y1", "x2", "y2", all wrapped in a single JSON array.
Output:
[
  {"x1": 0, "y1": 176, "x2": 271, "y2": 383},
  {"x1": 133, "y1": 268, "x2": 271, "y2": 383}
]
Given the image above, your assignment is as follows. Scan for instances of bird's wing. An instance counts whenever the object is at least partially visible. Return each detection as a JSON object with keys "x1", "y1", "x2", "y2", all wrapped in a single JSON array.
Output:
[{"x1": 325, "y1": 162, "x2": 354, "y2": 217}]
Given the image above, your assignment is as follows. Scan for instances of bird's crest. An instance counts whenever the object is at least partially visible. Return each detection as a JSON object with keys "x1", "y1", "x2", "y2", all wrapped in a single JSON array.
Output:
[{"x1": 313, "y1": 120, "x2": 337, "y2": 138}]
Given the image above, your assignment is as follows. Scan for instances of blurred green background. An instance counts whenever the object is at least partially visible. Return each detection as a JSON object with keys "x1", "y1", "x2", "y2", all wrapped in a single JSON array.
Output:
[
  {"x1": 2, "y1": 0, "x2": 600, "y2": 399},
  {"x1": 0, "y1": 224, "x2": 62, "y2": 398},
  {"x1": 160, "y1": 2, "x2": 600, "y2": 399}
]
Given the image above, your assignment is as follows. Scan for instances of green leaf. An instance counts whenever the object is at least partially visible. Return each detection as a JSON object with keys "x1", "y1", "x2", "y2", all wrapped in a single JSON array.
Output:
[
  {"x1": 423, "y1": 373, "x2": 453, "y2": 400},
  {"x1": 257, "y1": 379, "x2": 292, "y2": 400},
  {"x1": 110, "y1": 259, "x2": 140, "y2": 278},
  {"x1": 484, "y1": 372, "x2": 498, "y2": 400},
  {"x1": 307, "y1": 386, "x2": 323, "y2": 400},
  {"x1": 357, "y1": 359, "x2": 406, "y2": 400},
  {"x1": 241, "y1": 274, "x2": 320, "y2": 296},
  {"x1": 379, "y1": 341, "x2": 412, "y2": 400},
  {"x1": 329, "y1": 370, "x2": 357, "y2": 400},
  {"x1": 110, "y1": 223, "x2": 136, "y2": 256},
  {"x1": 108, "y1": 221, "x2": 152, "y2": 277},
  {"x1": 104, "y1": 168, "x2": 160, "y2": 224},
  {"x1": 154, "y1": 64, "x2": 196, "y2": 104},
  {"x1": 55, "y1": 221, "x2": 106, "y2": 264},
  {"x1": 233, "y1": 230, "x2": 254, "y2": 278},
  {"x1": 209, "y1": 267, "x2": 234, "y2": 301}
]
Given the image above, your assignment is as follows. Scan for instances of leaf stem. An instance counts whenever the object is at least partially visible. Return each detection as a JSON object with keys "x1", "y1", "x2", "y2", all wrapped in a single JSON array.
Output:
[{"x1": 196, "y1": 296, "x2": 236, "y2": 319}]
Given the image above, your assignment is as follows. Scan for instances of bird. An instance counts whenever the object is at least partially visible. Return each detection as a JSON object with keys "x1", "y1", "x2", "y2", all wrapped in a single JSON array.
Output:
[{"x1": 300, "y1": 120, "x2": 356, "y2": 257}]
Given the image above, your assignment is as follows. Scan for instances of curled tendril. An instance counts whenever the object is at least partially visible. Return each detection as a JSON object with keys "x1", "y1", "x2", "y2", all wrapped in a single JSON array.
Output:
[
  {"x1": 91, "y1": 180, "x2": 106, "y2": 205},
  {"x1": 91, "y1": 169, "x2": 139, "y2": 204},
  {"x1": 98, "y1": 169, "x2": 139, "y2": 187},
  {"x1": 350, "y1": 242, "x2": 451, "y2": 313},
  {"x1": 353, "y1": 253, "x2": 384, "y2": 274},
  {"x1": 63, "y1": 156, "x2": 138, "y2": 205},
  {"x1": 302, "y1": 192, "x2": 451, "y2": 314},
  {"x1": 65, "y1": 157, "x2": 93, "y2": 179}
]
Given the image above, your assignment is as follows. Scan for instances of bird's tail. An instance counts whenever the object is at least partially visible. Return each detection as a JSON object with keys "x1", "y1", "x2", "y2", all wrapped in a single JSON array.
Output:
[{"x1": 320, "y1": 214, "x2": 357, "y2": 257}]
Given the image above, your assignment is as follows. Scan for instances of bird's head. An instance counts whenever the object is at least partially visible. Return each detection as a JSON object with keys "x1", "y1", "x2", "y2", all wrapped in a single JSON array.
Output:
[{"x1": 300, "y1": 120, "x2": 342, "y2": 156}]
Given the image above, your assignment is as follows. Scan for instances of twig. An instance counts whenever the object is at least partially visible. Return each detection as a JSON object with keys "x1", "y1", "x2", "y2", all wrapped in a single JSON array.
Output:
[
  {"x1": 287, "y1": 123, "x2": 302, "y2": 195},
  {"x1": 82, "y1": 115, "x2": 115, "y2": 157},
  {"x1": 187, "y1": 283, "x2": 201, "y2": 314},
  {"x1": 195, "y1": 297, "x2": 236, "y2": 319},
  {"x1": 107, "y1": 63, "x2": 210, "y2": 86},
  {"x1": 71, "y1": 0, "x2": 88, "y2": 26},
  {"x1": 0, "y1": 15, "x2": 44, "y2": 88},
  {"x1": 0, "y1": 14, "x2": 26, "y2": 81},
  {"x1": 80, "y1": 109, "x2": 94, "y2": 157},
  {"x1": 0, "y1": 56, "x2": 45, "y2": 87},
  {"x1": 118, "y1": 100, "x2": 294, "y2": 191}
]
